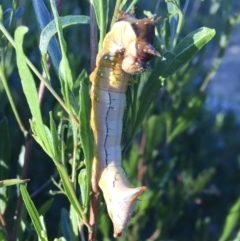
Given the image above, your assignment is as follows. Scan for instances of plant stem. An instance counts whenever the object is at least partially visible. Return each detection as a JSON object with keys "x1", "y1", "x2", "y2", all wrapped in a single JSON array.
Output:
[
  {"x1": 71, "y1": 121, "x2": 78, "y2": 188},
  {"x1": 90, "y1": 1, "x2": 98, "y2": 70},
  {"x1": 89, "y1": 2, "x2": 100, "y2": 240}
]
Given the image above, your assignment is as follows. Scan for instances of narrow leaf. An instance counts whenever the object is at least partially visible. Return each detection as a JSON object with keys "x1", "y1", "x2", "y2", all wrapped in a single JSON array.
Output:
[
  {"x1": 166, "y1": 1, "x2": 180, "y2": 50},
  {"x1": 69, "y1": 205, "x2": 79, "y2": 241},
  {"x1": 20, "y1": 185, "x2": 48, "y2": 241},
  {"x1": 167, "y1": 94, "x2": 206, "y2": 143},
  {"x1": 39, "y1": 15, "x2": 90, "y2": 56},
  {"x1": 49, "y1": 0, "x2": 74, "y2": 109},
  {"x1": 0, "y1": 179, "x2": 29, "y2": 187},
  {"x1": 50, "y1": 112, "x2": 61, "y2": 161},
  {"x1": 165, "y1": 27, "x2": 216, "y2": 76},
  {"x1": 38, "y1": 198, "x2": 54, "y2": 216},
  {"x1": 79, "y1": 76, "x2": 93, "y2": 211},
  {"x1": 15, "y1": 27, "x2": 42, "y2": 121},
  {"x1": 219, "y1": 198, "x2": 240, "y2": 241},
  {"x1": 78, "y1": 169, "x2": 87, "y2": 208},
  {"x1": 92, "y1": 0, "x2": 109, "y2": 49},
  {"x1": 56, "y1": 163, "x2": 85, "y2": 221},
  {"x1": 15, "y1": 26, "x2": 54, "y2": 158},
  {"x1": 31, "y1": 0, "x2": 61, "y2": 73}
]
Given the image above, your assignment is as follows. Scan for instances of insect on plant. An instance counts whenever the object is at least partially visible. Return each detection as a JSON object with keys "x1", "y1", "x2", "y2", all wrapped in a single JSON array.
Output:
[
  {"x1": 0, "y1": 0, "x2": 217, "y2": 240},
  {"x1": 90, "y1": 10, "x2": 161, "y2": 237}
]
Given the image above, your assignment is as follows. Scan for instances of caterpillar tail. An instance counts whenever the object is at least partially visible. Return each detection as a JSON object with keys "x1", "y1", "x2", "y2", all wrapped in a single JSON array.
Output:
[{"x1": 97, "y1": 164, "x2": 146, "y2": 237}]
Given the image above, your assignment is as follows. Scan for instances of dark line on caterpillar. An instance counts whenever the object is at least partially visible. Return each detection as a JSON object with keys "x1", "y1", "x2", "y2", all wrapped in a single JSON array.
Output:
[{"x1": 104, "y1": 92, "x2": 112, "y2": 166}]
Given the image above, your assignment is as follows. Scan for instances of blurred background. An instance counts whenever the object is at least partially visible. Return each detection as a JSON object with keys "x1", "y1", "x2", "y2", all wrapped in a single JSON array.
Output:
[{"x1": 1, "y1": 0, "x2": 240, "y2": 240}]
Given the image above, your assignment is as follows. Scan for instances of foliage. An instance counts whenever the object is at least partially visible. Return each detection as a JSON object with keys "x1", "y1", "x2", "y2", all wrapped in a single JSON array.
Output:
[{"x1": 0, "y1": 0, "x2": 240, "y2": 241}]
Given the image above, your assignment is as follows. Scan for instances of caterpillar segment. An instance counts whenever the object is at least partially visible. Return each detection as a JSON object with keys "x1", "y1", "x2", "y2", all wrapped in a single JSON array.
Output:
[{"x1": 90, "y1": 11, "x2": 160, "y2": 237}]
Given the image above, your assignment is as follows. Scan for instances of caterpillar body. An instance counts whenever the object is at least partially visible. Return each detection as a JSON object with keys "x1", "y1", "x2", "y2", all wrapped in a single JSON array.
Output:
[{"x1": 90, "y1": 11, "x2": 160, "y2": 238}]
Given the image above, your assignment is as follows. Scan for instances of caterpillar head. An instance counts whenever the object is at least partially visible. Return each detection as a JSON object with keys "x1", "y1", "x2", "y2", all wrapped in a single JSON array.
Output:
[{"x1": 116, "y1": 10, "x2": 161, "y2": 74}]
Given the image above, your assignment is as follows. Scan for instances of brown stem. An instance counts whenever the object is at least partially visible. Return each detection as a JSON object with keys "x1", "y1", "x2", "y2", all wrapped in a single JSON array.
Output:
[
  {"x1": 88, "y1": 2, "x2": 100, "y2": 241},
  {"x1": 88, "y1": 176, "x2": 100, "y2": 241},
  {"x1": 90, "y1": 0, "x2": 98, "y2": 71},
  {"x1": 30, "y1": 173, "x2": 58, "y2": 198}
]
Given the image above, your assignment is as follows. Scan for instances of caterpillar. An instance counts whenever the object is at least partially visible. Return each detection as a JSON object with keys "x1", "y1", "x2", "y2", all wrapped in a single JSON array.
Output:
[{"x1": 90, "y1": 10, "x2": 160, "y2": 238}]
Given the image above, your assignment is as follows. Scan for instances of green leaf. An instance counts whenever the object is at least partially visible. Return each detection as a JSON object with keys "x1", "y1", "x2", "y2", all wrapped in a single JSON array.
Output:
[
  {"x1": 15, "y1": 26, "x2": 54, "y2": 158},
  {"x1": 144, "y1": 115, "x2": 164, "y2": 160},
  {"x1": 38, "y1": 198, "x2": 54, "y2": 216},
  {"x1": 49, "y1": 0, "x2": 74, "y2": 109},
  {"x1": 166, "y1": 1, "x2": 180, "y2": 50},
  {"x1": 29, "y1": 121, "x2": 54, "y2": 160},
  {"x1": 32, "y1": 0, "x2": 61, "y2": 73},
  {"x1": 92, "y1": 0, "x2": 109, "y2": 49},
  {"x1": 151, "y1": 27, "x2": 216, "y2": 80},
  {"x1": 219, "y1": 198, "x2": 240, "y2": 241},
  {"x1": 15, "y1": 27, "x2": 43, "y2": 125},
  {"x1": 69, "y1": 205, "x2": 79, "y2": 241},
  {"x1": 79, "y1": 76, "x2": 93, "y2": 212},
  {"x1": 56, "y1": 163, "x2": 85, "y2": 222},
  {"x1": 166, "y1": 27, "x2": 216, "y2": 77},
  {"x1": 49, "y1": 112, "x2": 61, "y2": 161},
  {"x1": 39, "y1": 15, "x2": 90, "y2": 56},
  {"x1": 78, "y1": 169, "x2": 87, "y2": 208},
  {"x1": 167, "y1": 94, "x2": 206, "y2": 143},
  {"x1": 0, "y1": 178, "x2": 29, "y2": 187},
  {"x1": 20, "y1": 185, "x2": 48, "y2": 241},
  {"x1": 189, "y1": 168, "x2": 215, "y2": 198}
]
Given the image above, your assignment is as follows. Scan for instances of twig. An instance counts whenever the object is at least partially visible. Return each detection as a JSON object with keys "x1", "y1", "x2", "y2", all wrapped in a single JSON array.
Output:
[
  {"x1": 90, "y1": 0, "x2": 98, "y2": 70},
  {"x1": 30, "y1": 173, "x2": 58, "y2": 198},
  {"x1": 88, "y1": 178, "x2": 100, "y2": 241},
  {"x1": 88, "y1": 2, "x2": 100, "y2": 241}
]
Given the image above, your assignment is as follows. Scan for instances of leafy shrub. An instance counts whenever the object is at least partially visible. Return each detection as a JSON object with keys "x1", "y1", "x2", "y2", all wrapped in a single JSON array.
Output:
[{"x1": 0, "y1": 0, "x2": 239, "y2": 240}]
